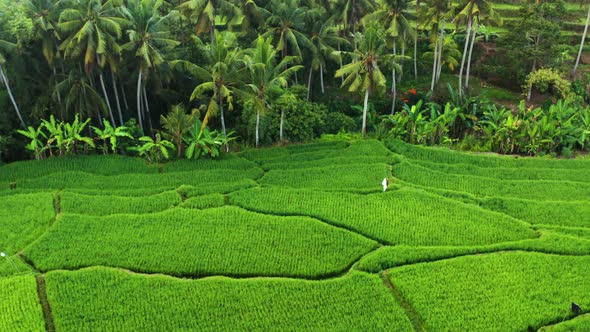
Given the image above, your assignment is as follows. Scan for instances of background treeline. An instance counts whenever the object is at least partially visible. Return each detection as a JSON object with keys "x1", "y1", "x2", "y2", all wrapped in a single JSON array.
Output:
[{"x1": 1, "y1": 0, "x2": 589, "y2": 161}]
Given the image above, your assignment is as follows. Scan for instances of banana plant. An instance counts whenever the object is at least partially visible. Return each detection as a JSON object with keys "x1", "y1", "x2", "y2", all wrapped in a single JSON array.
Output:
[
  {"x1": 134, "y1": 133, "x2": 174, "y2": 163},
  {"x1": 183, "y1": 118, "x2": 234, "y2": 159},
  {"x1": 41, "y1": 115, "x2": 65, "y2": 157},
  {"x1": 62, "y1": 115, "x2": 95, "y2": 155},
  {"x1": 17, "y1": 125, "x2": 47, "y2": 160},
  {"x1": 91, "y1": 121, "x2": 133, "y2": 154}
]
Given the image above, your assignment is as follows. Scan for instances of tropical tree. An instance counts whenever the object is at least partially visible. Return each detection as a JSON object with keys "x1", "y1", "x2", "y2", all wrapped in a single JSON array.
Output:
[
  {"x1": 335, "y1": 23, "x2": 389, "y2": 137},
  {"x1": 421, "y1": 0, "x2": 451, "y2": 91},
  {"x1": 306, "y1": 14, "x2": 349, "y2": 99},
  {"x1": 57, "y1": 0, "x2": 130, "y2": 125},
  {"x1": 454, "y1": 0, "x2": 500, "y2": 96},
  {"x1": 573, "y1": 0, "x2": 590, "y2": 78},
  {"x1": 123, "y1": 0, "x2": 179, "y2": 132},
  {"x1": 262, "y1": 0, "x2": 313, "y2": 60},
  {"x1": 332, "y1": 0, "x2": 375, "y2": 44},
  {"x1": 160, "y1": 104, "x2": 196, "y2": 157},
  {"x1": 0, "y1": 41, "x2": 26, "y2": 129},
  {"x1": 54, "y1": 68, "x2": 108, "y2": 122},
  {"x1": 171, "y1": 31, "x2": 243, "y2": 146},
  {"x1": 242, "y1": 36, "x2": 303, "y2": 147},
  {"x1": 363, "y1": 0, "x2": 414, "y2": 114},
  {"x1": 177, "y1": 0, "x2": 240, "y2": 45}
]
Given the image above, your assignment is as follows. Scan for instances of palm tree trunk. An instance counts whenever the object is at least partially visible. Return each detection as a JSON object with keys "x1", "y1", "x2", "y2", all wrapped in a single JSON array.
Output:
[
  {"x1": 280, "y1": 109, "x2": 284, "y2": 141},
  {"x1": 111, "y1": 74, "x2": 124, "y2": 126},
  {"x1": 391, "y1": 41, "x2": 397, "y2": 115},
  {"x1": 362, "y1": 89, "x2": 369, "y2": 138},
  {"x1": 458, "y1": 17, "x2": 472, "y2": 98},
  {"x1": 320, "y1": 62, "x2": 325, "y2": 94},
  {"x1": 338, "y1": 42, "x2": 344, "y2": 84},
  {"x1": 414, "y1": 21, "x2": 418, "y2": 80},
  {"x1": 573, "y1": 4, "x2": 590, "y2": 78},
  {"x1": 307, "y1": 67, "x2": 313, "y2": 101},
  {"x1": 99, "y1": 72, "x2": 116, "y2": 126},
  {"x1": 136, "y1": 71, "x2": 144, "y2": 131},
  {"x1": 0, "y1": 64, "x2": 26, "y2": 129},
  {"x1": 436, "y1": 20, "x2": 445, "y2": 83},
  {"x1": 527, "y1": 35, "x2": 541, "y2": 102},
  {"x1": 465, "y1": 20, "x2": 478, "y2": 92},
  {"x1": 431, "y1": 38, "x2": 439, "y2": 92},
  {"x1": 218, "y1": 94, "x2": 229, "y2": 152},
  {"x1": 120, "y1": 79, "x2": 129, "y2": 110},
  {"x1": 255, "y1": 109, "x2": 260, "y2": 147},
  {"x1": 53, "y1": 66, "x2": 61, "y2": 105},
  {"x1": 142, "y1": 85, "x2": 153, "y2": 132},
  {"x1": 399, "y1": 32, "x2": 406, "y2": 83}
]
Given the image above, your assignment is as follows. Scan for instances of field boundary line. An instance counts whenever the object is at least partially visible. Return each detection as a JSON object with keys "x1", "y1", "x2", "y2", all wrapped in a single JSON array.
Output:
[
  {"x1": 229, "y1": 204, "x2": 391, "y2": 246},
  {"x1": 536, "y1": 312, "x2": 590, "y2": 331},
  {"x1": 379, "y1": 270, "x2": 425, "y2": 332},
  {"x1": 36, "y1": 275, "x2": 55, "y2": 332}
]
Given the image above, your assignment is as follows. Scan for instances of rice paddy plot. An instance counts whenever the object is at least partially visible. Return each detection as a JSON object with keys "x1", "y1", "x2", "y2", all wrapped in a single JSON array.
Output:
[
  {"x1": 356, "y1": 231, "x2": 590, "y2": 273},
  {"x1": 393, "y1": 161, "x2": 590, "y2": 201},
  {"x1": 413, "y1": 159, "x2": 590, "y2": 183},
  {"x1": 24, "y1": 206, "x2": 377, "y2": 278},
  {"x1": 386, "y1": 138, "x2": 590, "y2": 169},
  {"x1": 61, "y1": 191, "x2": 182, "y2": 216},
  {"x1": 45, "y1": 267, "x2": 413, "y2": 331},
  {"x1": 230, "y1": 186, "x2": 535, "y2": 246},
  {"x1": 15, "y1": 167, "x2": 263, "y2": 191},
  {"x1": 538, "y1": 313, "x2": 590, "y2": 331},
  {"x1": 259, "y1": 163, "x2": 391, "y2": 193},
  {"x1": 0, "y1": 275, "x2": 45, "y2": 332},
  {"x1": 390, "y1": 252, "x2": 590, "y2": 331},
  {"x1": 480, "y1": 197, "x2": 590, "y2": 228},
  {"x1": 0, "y1": 192, "x2": 55, "y2": 254},
  {"x1": 0, "y1": 155, "x2": 157, "y2": 182}
]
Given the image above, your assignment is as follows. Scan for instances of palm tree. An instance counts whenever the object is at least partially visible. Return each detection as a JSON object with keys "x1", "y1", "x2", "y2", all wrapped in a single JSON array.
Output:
[
  {"x1": 241, "y1": 36, "x2": 303, "y2": 147},
  {"x1": 27, "y1": 0, "x2": 63, "y2": 104},
  {"x1": 423, "y1": 35, "x2": 461, "y2": 76},
  {"x1": 331, "y1": 0, "x2": 375, "y2": 44},
  {"x1": 178, "y1": 0, "x2": 240, "y2": 45},
  {"x1": 454, "y1": 0, "x2": 499, "y2": 97},
  {"x1": 57, "y1": 0, "x2": 130, "y2": 125},
  {"x1": 171, "y1": 31, "x2": 243, "y2": 146},
  {"x1": 363, "y1": 0, "x2": 414, "y2": 114},
  {"x1": 0, "y1": 39, "x2": 26, "y2": 129},
  {"x1": 54, "y1": 68, "x2": 107, "y2": 122},
  {"x1": 573, "y1": 0, "x2": 590, "y2": 78},
  {"x1": 262, "y1": 0, "x2": 313, "y2": 60},
  {"x1": 306, "y1": 16, "x2": 349, "y2": 99},
  {"x1": 335, "y1": 23, "x2": 389, "y2": 137},
  {"x1": 422, "y1": 0, "x2": 451, "y2": 91},
  {"x1": 123, "y1": 0, "x2": 179, "y2": 132}
]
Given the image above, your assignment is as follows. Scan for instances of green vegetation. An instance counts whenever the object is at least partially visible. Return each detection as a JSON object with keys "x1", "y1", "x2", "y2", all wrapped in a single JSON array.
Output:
[
  {"x1": 0, "y1": 192, "x2": 54, "y2": 254},
  {"x1": 0, "y1": 276, "x2": 45, "y2": 331},
  {"x1": 25, "y1": 206, "x2": 377, "y2": 278},
  {"x1": 230, "y1": 186, "x2": 535, "y2": 246},
  {"x1": 539, "y1": 314, "x2": 590, "y2": 331},
  {"x1": 356, "y1": 231, "x2": 590, "y2": 273},
  {"x1": 45, "y1": 268, "x2": 413, "y2": 331},
  {"x1": 61, "y1": 191, "x2": 182, "y2": 216},
  {"x1": 390, "y1": 252, "x2": 590, "y2": 331},
  {"x1": 0, "y1": 138, "x2": 589, "y2": 329}
]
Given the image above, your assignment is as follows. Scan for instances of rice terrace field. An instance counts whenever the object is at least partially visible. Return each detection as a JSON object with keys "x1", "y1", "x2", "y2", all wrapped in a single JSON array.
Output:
[{"x1": 1, "y1": 138, "x2": 590, "y2": 331}]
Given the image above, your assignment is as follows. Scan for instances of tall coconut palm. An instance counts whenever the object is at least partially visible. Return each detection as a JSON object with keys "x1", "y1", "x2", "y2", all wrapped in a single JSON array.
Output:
[
  {"x1": 0, "y1": 40, "x2": 26, "y2": 129},
  {"x1": 573, "y1": 1, "x2": 590, "y2": 78},
  {"x1": 332, "y1": 0, "x2": 375, "y2": 43},
  {"x1": 123, "y1": 0, "x2": 179, "y2": 132},
  {"x1": 171, "y1": 31, "x2": 243, "y2": 147},
  {"x1": 54, "y1": 67, "x2": 107, "y2": 122},
  {"x1": 422, "y1": 0, "x2": 451, "y2": 91},
  {"x1": 363, "y1": 0, "x2": 414, "y2": 114},
  {"x1": 241, "y1": 36, "x2": 303, "y2": 147},
  {"x1": 57, "y1": 0, "x2": 129, "y2": 125},
  {"x1": 335, "y1": 23, "x2": 389, "y2": 137},
  {"x1": 177, "y1": 0, "x2": 240, "y2": 45},
  {"x1": 262, "y1": 0, "x2": 313, "y2": 59},
  {"x1": 306, "y1": 17, "x2": 349, "y2": 99},
  {"x1": 454, "y1": 0, "x2": 499, "y2": 97}
]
